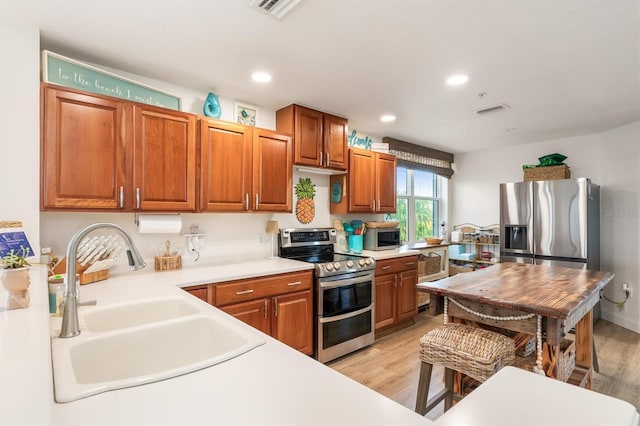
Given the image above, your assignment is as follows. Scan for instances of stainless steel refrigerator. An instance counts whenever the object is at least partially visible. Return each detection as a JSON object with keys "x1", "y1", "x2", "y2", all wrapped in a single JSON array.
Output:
[{"x1": 499, "y1": 178, "x2": 600, "y2": 270}]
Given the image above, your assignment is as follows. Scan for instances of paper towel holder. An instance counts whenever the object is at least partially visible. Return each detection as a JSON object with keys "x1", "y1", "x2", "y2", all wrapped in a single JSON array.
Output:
[{"x1": 134, "y1": 213, "x2": 181, "y2": 228}]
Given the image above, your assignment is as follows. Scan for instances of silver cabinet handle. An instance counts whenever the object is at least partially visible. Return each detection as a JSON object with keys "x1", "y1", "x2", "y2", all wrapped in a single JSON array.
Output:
[
  {"x1": 377, "y1": 200, "x2": 380, "y2": 211},
  {"x1": 382, "y1": 265, "x2": 391, "y2": 270},
  {"x1": 235, "y1": 289, "x2": 254, "y2": 295},
  {"x1": 320, "y1": 152, "x2": 323, "y2": 166},
  {"x1": 326, "y1": 152, "x2": 330, "y2": 166},
  {"x1": 245, "y1": 193, "x2": 249, "y2": 211},
  {"x1": 255, "y1": 193, "x2": 259, "y2": 210},
  {"x1": 119, "y1": 186, "x2": 124, "y2": 208},
  {"x1": 287, "y1": 281, "x2": 302, "y2": 286},
  {"x1": 263, "y1": 299, "x2": 268, "y2": 319},
  {"x1": 136, "y1": 188, "x2": 141, "y2": 209},
  {"x1": 406, "y1": 262, "x2": 415, "y2": 266},
  {"x1": 274, "y1": 298, "x2": 278, "y2": 317},
  {"x1": 371, "y1": 200, "x2": 375, "y2": 210}
]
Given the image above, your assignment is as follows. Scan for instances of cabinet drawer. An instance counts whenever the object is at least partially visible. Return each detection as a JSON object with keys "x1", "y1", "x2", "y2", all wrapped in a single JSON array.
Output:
[
  {"x1": 215, "y1": 271, "x2": 312, "y2": 306},
  {"x1": 375, "y1": 255, "x2": 419, "y2": 276}
]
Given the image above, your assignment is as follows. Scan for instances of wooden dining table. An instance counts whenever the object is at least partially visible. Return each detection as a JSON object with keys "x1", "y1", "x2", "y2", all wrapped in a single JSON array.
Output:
[{"x1": 416, "y1": 262, "x2": 614, "y2": 389}]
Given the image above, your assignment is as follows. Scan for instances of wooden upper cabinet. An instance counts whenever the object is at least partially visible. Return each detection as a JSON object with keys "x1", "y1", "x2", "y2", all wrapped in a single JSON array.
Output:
[
  {"x1": 132, "y1": 105, "x2": 196, "y2": 211},
  {"x1": 375, "y1": 152, "x2": 397, "y2": 213},
  {"x1": 253, "y1": 129, "x2": 292, "y2": 212},
  {"x1": 323, "y1": 114, "x2": 348, "y2": 170},
  {"x1": 347, "y1": 148, "x2": 396, "y2": 214},
  {"x1": 199, "y1": 121, "x2": 292, "y2": 213},
  {"x1": 41, "y1": 84, "x2": 128, "y2": 210},
  {"x1": 348, "y1": 149, "x2": 376, "y2": 213},
  {"x1": 199, "y1": 119, "x2": 253, "y2": 212},
  {"x1": 276, "y1": 104, "x2": 347, "y2": 171}
]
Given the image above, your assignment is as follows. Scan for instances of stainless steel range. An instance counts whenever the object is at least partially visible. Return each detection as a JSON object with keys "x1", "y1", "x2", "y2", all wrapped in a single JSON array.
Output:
[{"x1": 279, "y1": 228, "x2": 376, "y2": 363}]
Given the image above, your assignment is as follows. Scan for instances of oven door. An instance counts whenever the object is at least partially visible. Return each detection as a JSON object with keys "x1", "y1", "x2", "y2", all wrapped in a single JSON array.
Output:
[{"x1": 316, "y1": 271, "x2": 375, "y2": 363}]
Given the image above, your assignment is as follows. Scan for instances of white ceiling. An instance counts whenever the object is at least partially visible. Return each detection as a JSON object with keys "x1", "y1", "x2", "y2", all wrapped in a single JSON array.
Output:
[{"x1": 4, "y1": 0, "x2": 640, "y2": 153}]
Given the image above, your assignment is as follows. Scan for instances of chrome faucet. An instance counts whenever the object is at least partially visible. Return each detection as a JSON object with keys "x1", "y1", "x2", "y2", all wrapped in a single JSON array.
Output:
[{"x1": 59, "y1": 223, "x2": 146, "y2": 338}]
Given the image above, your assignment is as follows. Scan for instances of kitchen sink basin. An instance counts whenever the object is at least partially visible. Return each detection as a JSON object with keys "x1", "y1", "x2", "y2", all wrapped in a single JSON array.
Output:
[
  {"x1": 52, "y1": 313, "x2": 265, "y2": 402},
  {"x1": 83, "y1": 298, "x2": 199, "y2": 332}
]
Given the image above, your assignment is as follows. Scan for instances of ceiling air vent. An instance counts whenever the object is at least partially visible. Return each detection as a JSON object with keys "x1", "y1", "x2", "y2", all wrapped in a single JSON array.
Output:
[
  {"x1": 474, "y1": 103, "x2": 511, "y2": 116},
  {"x1": 250, "y1": 0, "x2": 303, "y2": 19}
]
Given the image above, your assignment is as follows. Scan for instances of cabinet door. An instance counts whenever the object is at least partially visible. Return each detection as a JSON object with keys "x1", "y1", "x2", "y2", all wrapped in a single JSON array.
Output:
[
  {"x1": 375, "y1": 152, "x2": 397, "y2": 213},
  {"x1": 221, "y1": 298, "x2": 270, "y2": 335},
  {"x1": 348, "y1": 148, "x2": 375, "y2": 213},
  {"x1": 323, "y1": 114, "x2": 348, "y2": 170},
  {"x1": 293, "y1": 105, "x2": 323, "y2": 167},
  {"x1": 200, "y1": 119, "x2": 253, "y2": 212},
  {"x1": 397, "y1": 269, "x2": 418, "y2": 321},
  {"x1": 133, "y1": 105, "x2": 196, "y2": 211},
  {"x1": 41, "y1": 85, "x2": 127, "y2": 210},
  {"x1": 252, "y1": 129, "x2": 292, "y2": 212},
  {"x1": 272, "y1": 290, "x2": 313, "y2": 355},
  {"x1": 184, "y1": 285, "x2": 209, "y2": 303},
  {"x1": 375, "y1": 273, "x2": 396, "y2": 330}
]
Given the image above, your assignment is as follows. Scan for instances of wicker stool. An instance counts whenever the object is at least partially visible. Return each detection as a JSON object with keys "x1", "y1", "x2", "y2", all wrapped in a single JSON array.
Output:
[{"x1": 415, "y1": 324, "x2": 515, "y2": 416}]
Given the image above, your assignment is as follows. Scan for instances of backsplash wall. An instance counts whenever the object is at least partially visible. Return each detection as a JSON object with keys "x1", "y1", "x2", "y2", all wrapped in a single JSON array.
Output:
[{"x1": 40, "y1": 170, "x2": 381, "y2": 270}]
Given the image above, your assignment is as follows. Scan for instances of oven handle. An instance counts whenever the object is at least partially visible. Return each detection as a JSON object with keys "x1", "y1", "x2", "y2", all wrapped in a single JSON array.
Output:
[
  {"x1": 318, "y1": 304, "x2": 373, "y2": 324},
  {"x1": 318, "y1": 273, "x2": 374, "y2": 290}
]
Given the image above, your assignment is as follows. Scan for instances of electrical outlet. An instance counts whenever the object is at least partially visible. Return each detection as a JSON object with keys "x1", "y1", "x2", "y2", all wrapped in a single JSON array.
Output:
[{"x1": 622, "y1": 283, "x2": 631, "y2": 298}]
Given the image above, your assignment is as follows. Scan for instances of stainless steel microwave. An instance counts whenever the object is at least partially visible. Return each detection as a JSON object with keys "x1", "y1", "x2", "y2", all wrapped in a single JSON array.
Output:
[{"x1": 364, "y1": 228, "x2": 400, "y2": 251}]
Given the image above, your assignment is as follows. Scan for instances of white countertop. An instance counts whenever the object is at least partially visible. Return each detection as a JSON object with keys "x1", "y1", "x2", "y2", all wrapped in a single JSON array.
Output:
[
  {"x1": 436, "y1": 367, "x2": 639, "y2": 426},
  {"x1": 1, "y1": 260, "x2": 432, "y2": 425},
  {"x1": 4, "y1": 259, "x2": 637, "y2": 425}
]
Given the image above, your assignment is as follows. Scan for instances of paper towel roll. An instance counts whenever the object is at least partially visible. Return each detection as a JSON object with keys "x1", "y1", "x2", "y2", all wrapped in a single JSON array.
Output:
[{"x1": 136, "y1": 214, "x2": 182, "y2": 234}]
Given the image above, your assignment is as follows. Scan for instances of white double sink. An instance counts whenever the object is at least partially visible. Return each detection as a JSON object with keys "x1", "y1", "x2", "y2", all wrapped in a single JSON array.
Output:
[{"x1": 51, "y1": 297, "x2": 265, "y2": 403}]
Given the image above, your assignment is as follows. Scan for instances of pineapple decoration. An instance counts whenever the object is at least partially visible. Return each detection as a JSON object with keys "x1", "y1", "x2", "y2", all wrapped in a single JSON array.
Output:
[{"x1": 295, "y1": 177, "x2": 316, "y2": 224}]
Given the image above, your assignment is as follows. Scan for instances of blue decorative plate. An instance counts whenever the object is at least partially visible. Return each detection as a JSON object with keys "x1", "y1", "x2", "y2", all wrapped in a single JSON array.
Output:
[{"x1": 331, "y1": 181, "x2": 342, "y2": 203}]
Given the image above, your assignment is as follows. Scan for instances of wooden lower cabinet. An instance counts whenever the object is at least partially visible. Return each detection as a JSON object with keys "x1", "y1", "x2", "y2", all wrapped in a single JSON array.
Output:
[
  {"x1": 214, "y1": 271, "x2": 314, "y2": 355},
  {"x1": 271, "y1": 291, "x2": 313, "y2": 355},
  {"x1": 221, "y1": 298, "x2": 270, "y2": 335},
  {"x1": 374, "y1": 255, "x2": 419, "y2": 330}
]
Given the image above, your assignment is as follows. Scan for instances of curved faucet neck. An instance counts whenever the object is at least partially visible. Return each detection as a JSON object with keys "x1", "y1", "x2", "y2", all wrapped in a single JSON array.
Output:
[{"x1": 59, "y1": 222, "x2": 146, "y2": 338}]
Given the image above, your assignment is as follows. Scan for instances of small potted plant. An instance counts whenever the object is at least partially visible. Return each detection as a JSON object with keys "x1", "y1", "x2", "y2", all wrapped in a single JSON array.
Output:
[{"x1": 1, "y1": 246, "x2": 32, "y2": 310}]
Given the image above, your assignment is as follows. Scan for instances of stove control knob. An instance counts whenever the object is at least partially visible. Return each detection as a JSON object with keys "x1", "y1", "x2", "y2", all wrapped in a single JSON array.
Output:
[
  {"x1": 326, "y1": 263, "x2": 334, "y2": 271},
  {"x1": 358, "y1": 259, "x2": 366, "y2": 267},
  {"x1": 346, "y1": 261, "x2": 354, "y2": 268},
  {"x1": 365, "y1": 258, "x2": 373, "y2": 266},
  {"x1": 333, "y1": 262, "x2": 341, "y2": 270}
]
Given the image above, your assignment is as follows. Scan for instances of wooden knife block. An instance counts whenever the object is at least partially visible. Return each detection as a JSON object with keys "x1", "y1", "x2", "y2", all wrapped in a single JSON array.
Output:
[{"x1": 52, "y1": 257, "x2": 110, "y2": 285}]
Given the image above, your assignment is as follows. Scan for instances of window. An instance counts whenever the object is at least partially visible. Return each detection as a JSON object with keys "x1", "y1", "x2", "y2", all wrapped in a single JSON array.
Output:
[{"x1": 385, "y1": 166, "x2": 447, "y2": 244}]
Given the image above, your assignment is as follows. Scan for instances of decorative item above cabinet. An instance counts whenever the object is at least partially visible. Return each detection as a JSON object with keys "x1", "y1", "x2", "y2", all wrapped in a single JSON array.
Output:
[{"x1": 276, "y1": 104, "x2": 348, "y2": 172}]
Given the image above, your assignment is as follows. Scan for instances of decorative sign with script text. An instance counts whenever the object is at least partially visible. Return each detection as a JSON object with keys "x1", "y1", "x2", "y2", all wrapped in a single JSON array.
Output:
[{"x1": 42, "y1": 50, "x2": 181, "y2": 110}]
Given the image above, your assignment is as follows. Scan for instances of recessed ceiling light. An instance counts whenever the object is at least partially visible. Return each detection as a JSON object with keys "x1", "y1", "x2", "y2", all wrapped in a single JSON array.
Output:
[
  {"x1": 446, "y1": 74, "x2": 469, "y2": 86},
  {"x1": 251, "y1": 71, "x2": 272, "y2": 83},
  {"x1": 380, "y1": 114, "x2": 396, "y2": 123}
]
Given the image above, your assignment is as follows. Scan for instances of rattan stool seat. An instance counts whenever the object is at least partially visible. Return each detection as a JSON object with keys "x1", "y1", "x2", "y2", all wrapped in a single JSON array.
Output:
[
  {"x1": 415, "y1": 324, "x2": 515, "y2": 416},
  {"x1": 419, "y1": 323, "x2": 515, "y2": 382}
]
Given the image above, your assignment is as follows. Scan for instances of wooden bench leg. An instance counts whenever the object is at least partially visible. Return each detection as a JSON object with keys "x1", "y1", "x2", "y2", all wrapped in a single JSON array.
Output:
[
  {"x1": 444, "y1": 368, "x2": 454, "y2": 411},
  {"x1": 415, "y1": 362, "x2": 433, "y2": 415}
]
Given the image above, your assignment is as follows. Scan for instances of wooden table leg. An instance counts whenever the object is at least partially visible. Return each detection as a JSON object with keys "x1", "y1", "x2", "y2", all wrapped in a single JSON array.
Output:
[{"x1": 574, "y1": 309, "x2": 593, "y2": 389}]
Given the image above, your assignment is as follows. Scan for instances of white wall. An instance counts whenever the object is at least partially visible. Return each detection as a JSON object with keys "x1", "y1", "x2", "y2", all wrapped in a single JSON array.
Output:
[
  {"x1": 0, "y1": 21, "x2": 40, "y2": 255},
  {"x1": 451, "y1": 121, "x2": 640, "y2": 332}
]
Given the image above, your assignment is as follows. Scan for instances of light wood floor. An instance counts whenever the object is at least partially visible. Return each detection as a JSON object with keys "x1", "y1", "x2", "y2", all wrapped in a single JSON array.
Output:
[{"x1": 329, "y1": 309, "x2": 640, "y2": 421}]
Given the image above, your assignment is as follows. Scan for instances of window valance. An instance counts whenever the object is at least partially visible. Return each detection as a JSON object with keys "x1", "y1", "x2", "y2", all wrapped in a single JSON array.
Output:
[{"x1": 383, "y1": 137, "x2": 455, "y2": 178}]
